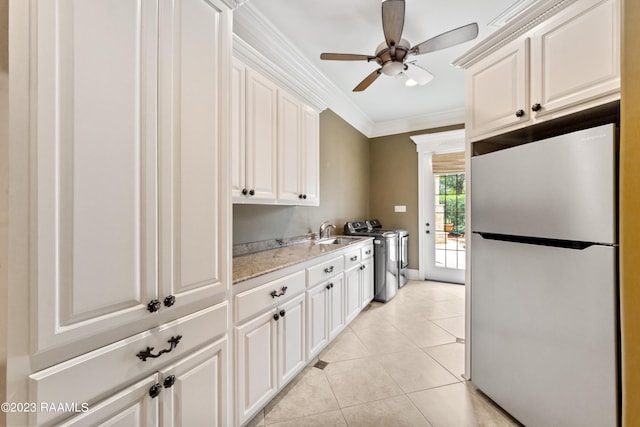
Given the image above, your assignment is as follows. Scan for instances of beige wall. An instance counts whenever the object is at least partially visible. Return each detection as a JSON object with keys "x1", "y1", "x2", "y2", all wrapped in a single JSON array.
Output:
[
  {"x1": 369, "y1": 125, "x2": 463, "y2": 270},
  {"x1": 0, "y1": 0, "x2": 8, "y2": 421},
  {"x1": 233, "y1": 109, "x2": 370, "y2": 244},
  {"x1": 621, "y1": 0, "x2": 640, "y2": 423}
]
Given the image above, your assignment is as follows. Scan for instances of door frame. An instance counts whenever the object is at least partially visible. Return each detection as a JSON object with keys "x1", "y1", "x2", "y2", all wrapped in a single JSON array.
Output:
[{"x1": 411, "y1": 129, "x2": 465, "y2": 281}]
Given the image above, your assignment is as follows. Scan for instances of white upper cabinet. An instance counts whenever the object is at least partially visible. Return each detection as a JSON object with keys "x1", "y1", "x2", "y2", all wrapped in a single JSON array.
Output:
[
  {"x1": 32, "y1": 0, "x2": 230, "y2": 364},
  {"x1": 231, "y1": 61, "x2": 278, "y2": 203},
  {"x1": 466, "y1": 38, "x2": 530, "y2": 139},
  {"x1": 277, "y1": 92, "x2": 320, "y2": 205},
  {"x1": 460, "y1": 0, "x2": 620, "y2": 141},
  {"x1": 232, "y1": 58, "x2": 320, "y2": 205},
  {"x1": 530, "y1": 0, "x2": 620, "y2": 118}
]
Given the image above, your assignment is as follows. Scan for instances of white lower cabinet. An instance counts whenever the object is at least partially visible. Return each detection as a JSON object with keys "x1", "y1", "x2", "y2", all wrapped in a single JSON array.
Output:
[
  {"x1": 234, "y1": 240, "x2": 373, "y2": 426},
  {"x1": 361, "y1": 257, "x2": 374, "y2": 307},
  {"x1": 235, "y1": 293, "x2": 305, "y2": 426},
  {"x1": 344, "y1": 265, "x2": 361, "y2": 325},
  {"x1": 344, "y1": 244, "x2": 374, "y2": 324},
  {"x1": 57, "y1": 339, "x2": 227, "y2": 427},
  {"x1": 306, "y1": 274, "x2": 344, "y2": 359}
]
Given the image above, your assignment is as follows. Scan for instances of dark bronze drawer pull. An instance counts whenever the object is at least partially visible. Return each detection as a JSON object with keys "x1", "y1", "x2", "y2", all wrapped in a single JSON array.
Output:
[
  {"x1": 270, "y1": 286, "x2": 288, "y2": 298},
  {"x1": 324, "y1": 266, "x2": 334, "y2": 274},
  {"x1": 136, "y1": 335, "x2": 183, "y2": 362}
]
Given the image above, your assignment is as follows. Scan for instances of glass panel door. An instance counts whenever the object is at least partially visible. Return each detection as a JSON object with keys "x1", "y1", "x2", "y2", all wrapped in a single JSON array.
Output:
[{"x1": 424, "y1": 169, "x2": 466, "y2": 283}]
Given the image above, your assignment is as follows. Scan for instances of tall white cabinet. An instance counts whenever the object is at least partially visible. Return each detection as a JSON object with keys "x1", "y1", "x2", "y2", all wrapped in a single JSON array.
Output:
[{"x1": 8, "y1": 0, "x2": 235, "y2": 425}]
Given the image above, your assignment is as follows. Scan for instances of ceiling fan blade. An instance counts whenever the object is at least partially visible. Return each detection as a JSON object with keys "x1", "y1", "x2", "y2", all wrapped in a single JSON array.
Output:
[
  {"x1": 382, "y1": 0, "x2": 405, "y2": 47},
  {"x1": 353, "y1": 68, "x2": 382, "y2": 92},
  {"x1": 320, "y1": 53, "x2": 376, "y2": 61},
  {"x1": 404, "y1": 63, "x2": 435, "y2": 85},
  {"x1": 411, "y1": 22, "x2": 479, "y2": 55}
]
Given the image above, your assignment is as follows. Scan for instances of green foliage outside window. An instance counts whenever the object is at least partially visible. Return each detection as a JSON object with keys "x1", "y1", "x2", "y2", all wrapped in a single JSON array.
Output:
[{"x1": 438, "y1": 174, "x2": 465, "y2": 236}]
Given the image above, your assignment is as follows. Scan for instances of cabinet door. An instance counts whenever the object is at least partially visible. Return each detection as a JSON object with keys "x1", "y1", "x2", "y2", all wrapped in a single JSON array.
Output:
[
  {"x1": 160, "y1": 338, "x2": 228, "y2": 427},
  {"x1": 530, "y1": 0, "x2": 620, "y2": 117},
  {"x1": 328, "y1": 275, "x2": 345, "y2": 340},
  {"x1": 277, "y1": 90, "x2": 303, "y2": 203},
  {"x1": 158, "y1": 0, "x2": 229, "y2": 314},
  {"x1": 236, "y1": 310, "x2": 277, "y2": 425},
  {"x1": 344, "y1": 266, "x2": 361, "y2": 324},
  {"x1": 306, "y1": 284, "x2": 329, "y2": 359},
  {"x1": 300, "y1": 105, "x2": 320, "y2": 206},
  {"x1": 278, "y1": 294, "x2": 306, "y2": 387},
  {"x1": 231, "y1": 58, "x2": 247, "y2": 201},
  {"x1": 34, "y1": 0, "x2": 160, "y2": 357},
  {"x1": 361, "y1": 258, "x2": 374, "y2": 306},
  {"x1": 246, "y1": 68, "x2": 278, "y2": 202},
  {"x1": 466, "y1": 37, "x2": 530, "y2": 140},
  {"x1": 57, "y1": 375, "x2": 159, "y2": 427}
]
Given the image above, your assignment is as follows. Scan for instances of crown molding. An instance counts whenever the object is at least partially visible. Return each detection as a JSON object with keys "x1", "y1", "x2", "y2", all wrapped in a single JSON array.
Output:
[
  {"x1": 453, "y1": 0, "x2": 577, "y2": 69},
  {"x1": 219, "y1": 0, "x2": 250, "y2": 10},
  {"x1": 411, "y1": 129, "x2": 465, "y2": 153},
  {"x1": 369, "y1": 108, "x2": 465, "y2": 138},
  {"x1": 233, "y1": 4, "x2": 375, "y2": 136}
]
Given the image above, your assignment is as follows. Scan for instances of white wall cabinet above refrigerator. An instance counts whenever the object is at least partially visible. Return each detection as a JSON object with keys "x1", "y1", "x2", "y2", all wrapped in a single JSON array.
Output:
[
  {"x1": 232, "y1": 58, "x2": 320, "y2": 205},
  {"x1": 460, "y1": 0, "x2": 620, "y2": 142}
]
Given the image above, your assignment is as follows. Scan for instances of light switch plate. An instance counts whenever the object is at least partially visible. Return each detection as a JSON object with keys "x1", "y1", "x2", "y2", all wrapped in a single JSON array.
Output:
[{"x1": 394, "y1": 205, "x2": 406, "y2": 213}]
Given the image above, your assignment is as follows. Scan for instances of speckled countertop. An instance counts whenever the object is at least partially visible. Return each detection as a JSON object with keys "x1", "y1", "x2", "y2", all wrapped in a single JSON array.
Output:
[{"x1": 233, "y1": 236, "x2": 373, "y2": 284}]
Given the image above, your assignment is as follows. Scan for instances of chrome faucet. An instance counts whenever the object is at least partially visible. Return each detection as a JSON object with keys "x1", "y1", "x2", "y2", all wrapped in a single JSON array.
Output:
[{"x1": 319, "y1": 221, "x2": 336, "y2": 240}]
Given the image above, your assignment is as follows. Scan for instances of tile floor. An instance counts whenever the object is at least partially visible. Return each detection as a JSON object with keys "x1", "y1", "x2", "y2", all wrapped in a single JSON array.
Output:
[{"x1": 247, "y1": 280, "x2": 522, "y2": 427}]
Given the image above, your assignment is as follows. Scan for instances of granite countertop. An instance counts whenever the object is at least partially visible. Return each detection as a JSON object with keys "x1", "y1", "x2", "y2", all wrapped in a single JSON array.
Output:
[{"x1": 233, "y1": 236, "x2": 373, "y2": 284}]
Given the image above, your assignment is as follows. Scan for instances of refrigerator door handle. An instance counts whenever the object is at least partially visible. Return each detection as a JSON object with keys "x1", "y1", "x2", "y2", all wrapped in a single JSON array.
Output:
[{"x1": 473, "y1": 231, "x2": 604, "y2": 250}]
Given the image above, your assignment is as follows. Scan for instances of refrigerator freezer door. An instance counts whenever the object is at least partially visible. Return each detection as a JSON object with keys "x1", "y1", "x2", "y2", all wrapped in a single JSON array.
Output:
[
  {"x1": 471, "y1": 236, "x2": 617, "y2": 427},
  {"x1": 471, "y1": 124, "x2": 616, "y2": 244}
]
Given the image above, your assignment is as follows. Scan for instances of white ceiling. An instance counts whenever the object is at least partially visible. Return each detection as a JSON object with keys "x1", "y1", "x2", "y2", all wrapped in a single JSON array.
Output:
[{"x1": 235, "y1": 0, "x2": 529, "y2": 136}]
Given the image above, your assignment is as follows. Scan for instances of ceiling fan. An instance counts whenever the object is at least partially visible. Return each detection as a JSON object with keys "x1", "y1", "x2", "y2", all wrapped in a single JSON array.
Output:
[{"x1": 320, "y1": 0, "x2": 479, "y2": 92}]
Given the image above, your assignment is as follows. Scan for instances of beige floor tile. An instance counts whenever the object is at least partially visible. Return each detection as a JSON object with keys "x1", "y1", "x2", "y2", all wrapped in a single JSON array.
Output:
[
  {"x1": 375, "y1": 349, "x2": 460, "y2": 393},
  {"x1": 319, "y1": 328, "x2": 370, "y2": 363},
  {"x1": 424, "y1": 343, "x2": 465, "y2": 380},
  {"x1": 352, "y1": 323, "x2": 419, "y2": 355},
  {"x1": 432, "y1": 315, "x2": 465, "y2": 339},
  {"x1": 246, "y1": 409, "x2": 265, "y2": 427},
  {"x1": 423, "y1": 299, "x2": 466, "y2": 320},
  {"x1": 344, "y1": 305, "x2": 386, "y2": 332},
  {"x1": 264, "y1": 366, "x2": 339, "y2": 424},
  {"x1": 341, "y1": 395, "x2": 433, "y2": 427},
  {"x1": 265, "y1": 410, "x2": 347, "y2": 427},
  {"x1": 323, "y1": 357, "x2": 404, "y2": 408},
  {"x1": 393, "y1": 318, "x2": 457, "y2": 348},
  {"x1": 409, "y1": 382, "x2": 520, "y2": 427}
]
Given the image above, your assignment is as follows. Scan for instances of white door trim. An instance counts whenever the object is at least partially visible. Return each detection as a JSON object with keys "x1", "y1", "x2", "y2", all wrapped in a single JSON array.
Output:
[{"x1": 411, "y1": 130, "x2": 465, "y2": 280}]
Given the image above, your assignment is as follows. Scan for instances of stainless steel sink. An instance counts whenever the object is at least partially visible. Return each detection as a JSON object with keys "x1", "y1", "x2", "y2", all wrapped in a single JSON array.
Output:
[{"x1": 316, "y1": 236, "x2": 361, "y2": 245}]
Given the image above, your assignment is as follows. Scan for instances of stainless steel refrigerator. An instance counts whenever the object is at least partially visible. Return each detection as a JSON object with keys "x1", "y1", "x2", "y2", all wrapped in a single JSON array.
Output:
[{"x1": 470, "y1": 123, "x2": 618, "y2": 426}]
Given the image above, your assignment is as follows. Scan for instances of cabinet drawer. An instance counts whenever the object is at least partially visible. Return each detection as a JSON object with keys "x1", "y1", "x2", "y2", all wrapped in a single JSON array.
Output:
[
  {"x1": 344, "y1": 248, "x2": 362, "y2": 270},
  {"x1": 361, "y1": 244, "x2": 374, "y2": 261},
  {"x1": 28, "y1": 302, "x2": 228, "y2": 426},
  {"x1": 235, "y1": 270, "x2": 305, "y2": 322},
  {"x1": 307, "y1": 255, "x2": 344, "y2": 287}
]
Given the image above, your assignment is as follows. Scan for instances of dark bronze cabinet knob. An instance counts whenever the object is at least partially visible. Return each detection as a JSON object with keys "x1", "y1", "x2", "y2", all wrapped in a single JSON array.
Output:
[
  {"x1": 249, "y1": 189, "x2": 255, "y2": 196},
  {"x1": 164, "y1": 295, "x2": 176, "y2": 308},
  {"x1": 531, "y1": 103, "x2": 542, "y2": 112},
  {"x1": 242, "y1": 188, "x2": 248, "y2": 195},
  {"x1": 326, "y1": 284, "x2": 332, "y2": 290},
  {"x1": 163, "y1": 375, "x2": 176, "y2": 389},
  {"x1": 515, "y1": 109, "x2": 525, "y2": 117},
  {"x1": 147, "y1": 299, "x2": 161, "y2": 313},
  {"x1": 149, "y1": 383, "x2": 162, "y2": 398},
  {"x1": 280, "y1": 309, "x2": 286, "y2": 317},
  {"x1": 273, "y1": 312, "x2": 280, "y2": 321},
  {"x1": 303, "y1": 194, "x2": 307, "y2": 199}
]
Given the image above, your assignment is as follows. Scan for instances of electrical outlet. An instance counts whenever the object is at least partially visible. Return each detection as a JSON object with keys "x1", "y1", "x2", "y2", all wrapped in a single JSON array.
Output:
[{"x1": 394, "y1": 205, "x2": 406, "y2": 213}]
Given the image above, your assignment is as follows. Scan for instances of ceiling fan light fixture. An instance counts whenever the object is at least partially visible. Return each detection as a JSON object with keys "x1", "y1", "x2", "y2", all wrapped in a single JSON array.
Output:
[
  {"x1": 381, "y1": 61, "x2": 405, "y2": 76},
  {"x1": 405, "y1": 78, "x2": 418, "y2": 87}
]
